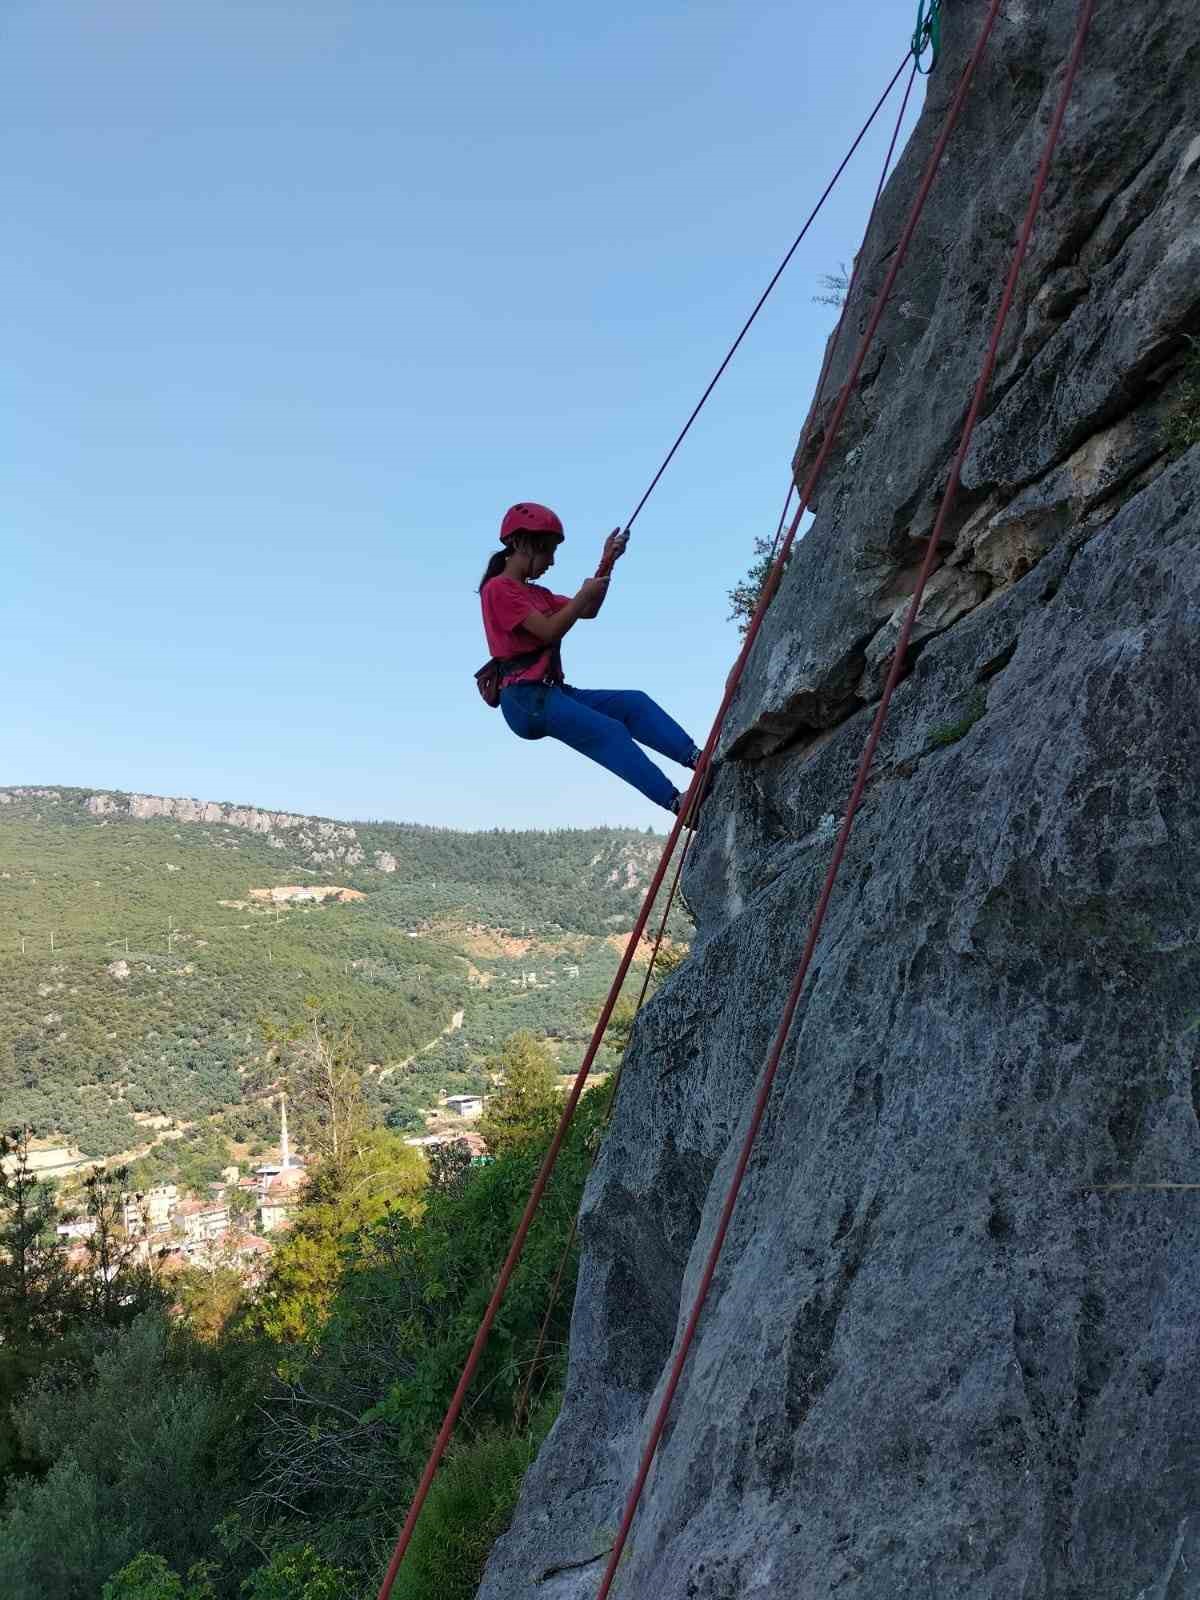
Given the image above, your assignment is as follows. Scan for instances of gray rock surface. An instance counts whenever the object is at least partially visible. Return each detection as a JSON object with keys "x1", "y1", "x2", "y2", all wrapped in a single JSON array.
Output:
[{"x1": 478, "y1": 3, "x2": 1200, "y2": 1597}]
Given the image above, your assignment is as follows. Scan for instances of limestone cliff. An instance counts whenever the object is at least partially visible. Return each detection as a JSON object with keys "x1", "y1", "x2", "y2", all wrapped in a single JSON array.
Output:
[
  {"x1": 82, "y1": 791, "x2": 367, "y2": 867},
  {"x1": 479, "y1": 3, "x2": 1200, "y2": 1596}
]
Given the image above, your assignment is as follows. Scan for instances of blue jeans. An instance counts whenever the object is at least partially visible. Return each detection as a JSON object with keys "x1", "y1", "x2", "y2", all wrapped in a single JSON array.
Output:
[{"x1": 500, "y1": 684, "x2": 697, "y2": 810}]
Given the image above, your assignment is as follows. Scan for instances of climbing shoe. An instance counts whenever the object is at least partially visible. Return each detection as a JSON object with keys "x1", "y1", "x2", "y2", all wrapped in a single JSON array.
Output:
[{"x1": 670, "y1": 762, "x2": 716, "y2": 828}]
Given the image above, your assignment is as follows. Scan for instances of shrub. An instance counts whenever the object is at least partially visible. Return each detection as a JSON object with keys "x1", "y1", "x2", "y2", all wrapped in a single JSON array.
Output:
[
  {"x1": 1164, "y1": 338, "x2": 1200, "y2": 457},
  {"x1": 241, "y1": 1546, "x2": 349, "y2": 1600},
  {"x1": 727, "y1": 536, "x2": 790, "y2": 636},
  {"x1": 391, "y1": 1421, "x2": 549, "y2": 1600},
  {"x1": 928, "y1": 690, "x2": 987, "y2": 748},
  {"x1": 479, "y1": 1032, "x2": 561, "y2": 1155},
  {"x1": 102, "y1": 1552, "x2": 217, "y2": 1600}
]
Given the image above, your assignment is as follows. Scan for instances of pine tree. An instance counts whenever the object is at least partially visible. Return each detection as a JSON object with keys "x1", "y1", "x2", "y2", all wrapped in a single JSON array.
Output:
[
  {"x1": 727, "y1": 535, "x2": 791, "y2": 636},
  {"x1": 82, "y1": 1165, "x2": 145, "y2": 1324},
  {"x1": 479, "y1": 1032, "x2": 561, "y2": 1155},
  {"x1": 0, "y1": 1128, "x2": 75, "y2": 1346},
  {"x1": 0, "y1": 1129, "x2": 79, "y2": 1483}
]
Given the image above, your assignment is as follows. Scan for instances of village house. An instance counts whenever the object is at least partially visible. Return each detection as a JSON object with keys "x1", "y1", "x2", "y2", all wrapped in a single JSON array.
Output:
[
  {"x1": 258, "y1": 1167, "x2": 305, "y2": 1234},
  {"x1": 56, "y1": 1216, "x2": 96, "y2": 1242},
  {"x1": 174, "y1": 1198, "x2": 230, "y2": 1249},
  {"x1": 120, "y1": 1183, "x2": 178, "y2": 1237}
]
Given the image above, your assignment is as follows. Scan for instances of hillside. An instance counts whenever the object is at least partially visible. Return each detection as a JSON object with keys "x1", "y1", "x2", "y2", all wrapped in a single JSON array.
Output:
[{"x1": 0, "y1": 786, "x2": 678, "y2": 1159}]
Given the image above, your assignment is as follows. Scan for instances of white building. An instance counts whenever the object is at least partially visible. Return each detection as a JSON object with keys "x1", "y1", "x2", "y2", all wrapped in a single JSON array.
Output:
[
  {"x1": 56, "y1": 1216, "x2": 97, "y2": 1241},
  {"x1": 175, "y1": 1200, "x2": 230, "y2": 1247},
  {"x1": 120, "y1": 1183, "x2": 178, "y2": 1237}
]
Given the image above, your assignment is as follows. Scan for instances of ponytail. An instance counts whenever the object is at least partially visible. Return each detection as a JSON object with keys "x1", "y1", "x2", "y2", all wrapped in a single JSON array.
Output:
[
  {"x1": 478, "y1": 530, "x2": 557, "y2": 592},
  {"x1": 478, "y1": 549, "x2": 509, "y2": 592}
]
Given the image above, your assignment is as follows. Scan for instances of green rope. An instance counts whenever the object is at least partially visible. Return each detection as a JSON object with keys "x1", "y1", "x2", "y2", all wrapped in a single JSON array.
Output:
[{"x1": 913, "y1": 0, "x2": 942, "y2": 74}]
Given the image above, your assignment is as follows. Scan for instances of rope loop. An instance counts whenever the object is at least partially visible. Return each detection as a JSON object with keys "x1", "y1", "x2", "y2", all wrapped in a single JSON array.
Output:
[{"x1": 913, "y1": 0, "x2": 942, "y2": 74}]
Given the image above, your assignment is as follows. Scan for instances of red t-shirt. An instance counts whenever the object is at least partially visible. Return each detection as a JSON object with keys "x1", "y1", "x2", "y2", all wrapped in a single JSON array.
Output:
[{"x1": 481, "y1": 577, "x2": 570, "y2": 686}]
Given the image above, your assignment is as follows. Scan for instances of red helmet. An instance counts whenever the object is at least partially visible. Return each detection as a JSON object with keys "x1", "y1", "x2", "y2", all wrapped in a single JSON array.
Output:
[{"x1": 499, "y1": 502, "x2": 564, "y2": 545}]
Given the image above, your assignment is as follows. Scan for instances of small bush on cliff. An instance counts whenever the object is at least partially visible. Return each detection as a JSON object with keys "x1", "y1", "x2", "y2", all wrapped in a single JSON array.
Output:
[
  {"x1": 1164, "y1": 338, "x2": 1200, "y2": 457},
  {"x1": 929, "y1": 690, "x2": 987, "y2": 748},
  {"x1": 727, "y1": 535, "x2": 791, "y2": 635}
]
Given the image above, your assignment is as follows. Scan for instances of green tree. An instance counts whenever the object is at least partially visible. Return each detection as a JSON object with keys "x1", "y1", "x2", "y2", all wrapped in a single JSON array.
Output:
[
  {"x1": 0, "y1": 1127, "x2": 83, "y2": 1484},
  {"x1": 226, "y1": 1185, "x2": 259, "y2": 1229},
  {"x1": 426, "y1": 1138, "x2": 473, "y2": 1194},
  {"x1": 0, "y1": 1313, "x2": 244, "y2": 1600},
  {"x1": 251, "y1": 1126, "x2": 425, "y2": 1343},
  {"x1": 102, "y1": 1552, "x2": 217, "y2": 1600},
  {"x1": 257, "y1": 1006, "x2": 368, "y2": 1173},
  {"x1": 0, "y1": 1126, "x2": 80, "y2": 1351},
  {"x1": 82, "y1": 1164, "x2": 151, "y2": 1323},
  {"x1": 239, "y1": 1084, "x2": 612, "y2": 1580},
  {"x1": 727, "y1": 534, "x2": 791, "y2": 636},
  {"x1": 174, "y1": 1260, "x2": 246, "y2": 1343},
  {"x1": 241, "y1": 1547, "x2": 348, "y2": 1600},
  {"x1": 0, "y1": 1134, "x2": 167, "y2": 1494},
  {"x1": 479, "y1": 1032, "x2": 560, "y2": 1155}
]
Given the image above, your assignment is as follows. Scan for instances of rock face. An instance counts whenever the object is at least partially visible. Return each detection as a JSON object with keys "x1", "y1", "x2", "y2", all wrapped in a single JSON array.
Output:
[
  {"x1": 479, "y1": 6, "x2": 1200, "y2": 1598},
  {"x1": 78, "y1": 791, "x2": 368, "y2": 869}
]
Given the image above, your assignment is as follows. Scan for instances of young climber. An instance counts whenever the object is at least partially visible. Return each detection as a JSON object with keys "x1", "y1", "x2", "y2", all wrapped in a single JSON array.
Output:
[{"x1": 479, "y1": 502, "x2": 707, "y2": 821}]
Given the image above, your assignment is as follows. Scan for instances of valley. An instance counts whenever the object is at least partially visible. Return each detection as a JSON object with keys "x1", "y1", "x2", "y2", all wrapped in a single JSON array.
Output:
[{"x1": 0, "y1": 786, "x2": 682, "y2": 1166}]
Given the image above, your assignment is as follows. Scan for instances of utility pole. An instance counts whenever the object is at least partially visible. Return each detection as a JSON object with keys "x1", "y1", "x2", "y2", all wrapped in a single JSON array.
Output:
[
  {"x1": 167, "y1": 916, "x2": 174, "y2": 956},
  {"x1": 20, "y1": 935, "x2": 26, "y2": 955},
  {"x1": 50, "y1": 930, "x2": 55, "y2": 952}
]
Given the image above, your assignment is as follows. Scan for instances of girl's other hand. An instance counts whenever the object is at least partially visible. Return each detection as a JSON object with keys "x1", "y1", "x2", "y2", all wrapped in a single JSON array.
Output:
[
  {"x1": 602, "y1": 528, "x2": 629, "y2": 565},
  {"x1": 577, "y1": 576, "x2": 610, "y2": 609}
]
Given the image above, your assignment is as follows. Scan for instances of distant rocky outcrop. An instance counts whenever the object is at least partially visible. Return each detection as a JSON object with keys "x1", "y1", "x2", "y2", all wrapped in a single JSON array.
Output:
[
  {"x1": 481, "y1": 4, "x2": 1200, "y2": 1597},
  {"x1": 79, "y1": 790, "x2": 367, "y2": 868}
]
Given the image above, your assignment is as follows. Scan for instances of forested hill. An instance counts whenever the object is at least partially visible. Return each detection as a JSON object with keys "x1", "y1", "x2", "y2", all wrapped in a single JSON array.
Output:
[{"x1": 0, "y1": 786, "x2": 674, "y2": 1158}]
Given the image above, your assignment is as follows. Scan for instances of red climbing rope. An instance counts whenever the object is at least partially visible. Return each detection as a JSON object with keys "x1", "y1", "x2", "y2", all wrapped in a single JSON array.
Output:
[
  {"x1": 375, "y1": 14, "x2": 1031, "y2": 1592},
  {"x1": 372, "y1": 53, "x2": 929, "y2": 1600},
  {"x1": 593, "y1": 3, "x2": 1096, "y2": 1592},
  {"x1": 513, "y1": 826, "x2": 696, "y2": 1431}
]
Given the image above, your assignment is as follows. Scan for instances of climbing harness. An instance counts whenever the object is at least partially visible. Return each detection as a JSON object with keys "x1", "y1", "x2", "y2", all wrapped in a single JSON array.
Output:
[
  {"x1": 913, "y1": 0, "x2": 943, "y2": 75},
  {"x1": 375, "y1": 0, "x2": 1086, "y2": 1589},
  {"x1": 593, "y1": 2, "x2": 1097, "y2": 1592}
]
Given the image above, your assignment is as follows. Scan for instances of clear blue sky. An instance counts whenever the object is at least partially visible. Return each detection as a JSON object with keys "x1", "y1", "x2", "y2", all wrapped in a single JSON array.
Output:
[{"x1": 3, "y1": 0, "x2": 922, "y2": 831}]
